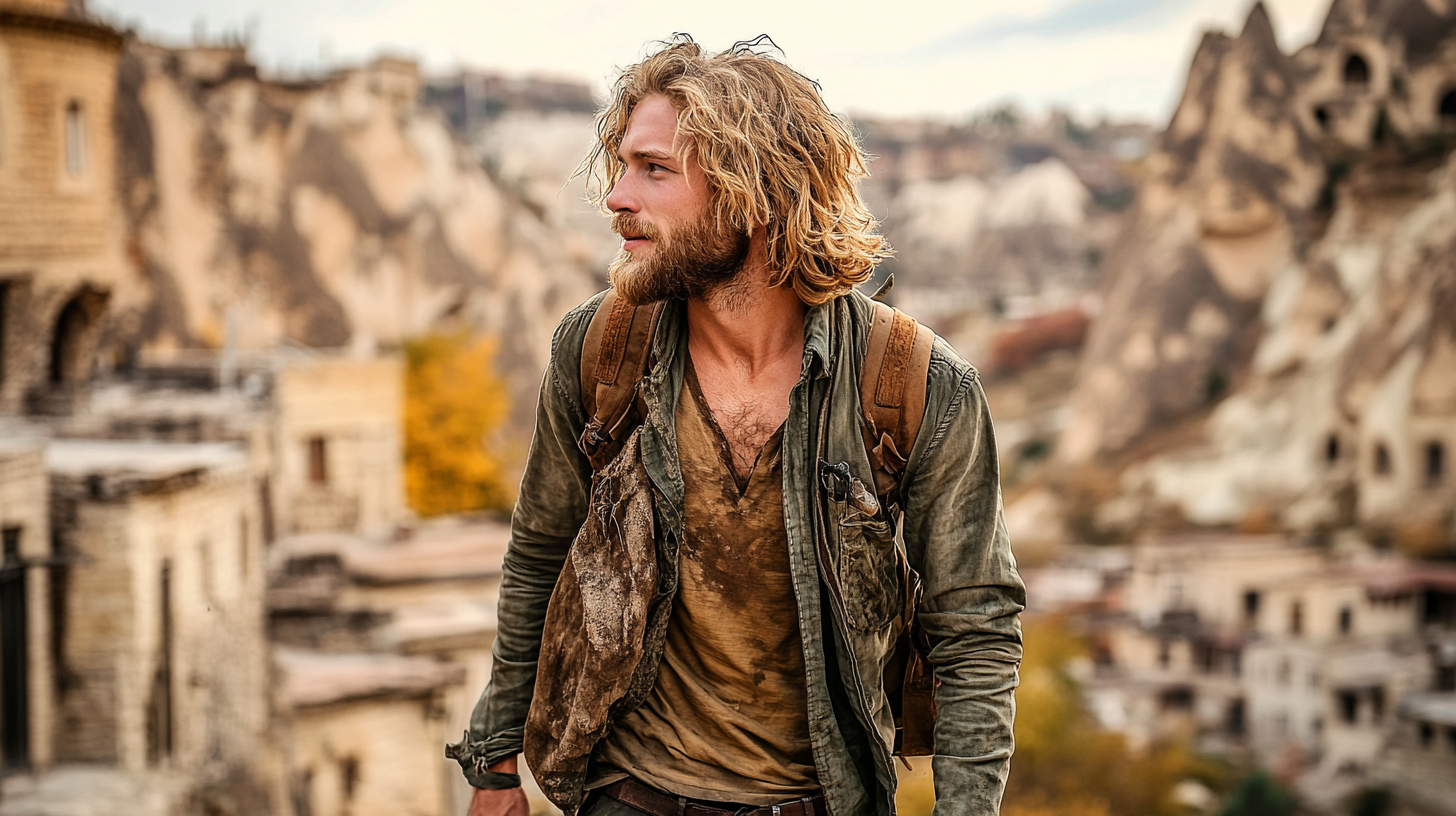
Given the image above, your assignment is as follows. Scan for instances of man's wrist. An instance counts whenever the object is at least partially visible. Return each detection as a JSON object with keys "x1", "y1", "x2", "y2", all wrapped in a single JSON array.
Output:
[{"x1": 468, "y1": 769, "x2": 522, "y2": 791}]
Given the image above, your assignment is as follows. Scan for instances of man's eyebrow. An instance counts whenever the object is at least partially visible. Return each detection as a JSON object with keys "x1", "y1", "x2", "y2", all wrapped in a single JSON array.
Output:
[{"x1": 622, "y1": 148, "x2": 675, "y2": 162}]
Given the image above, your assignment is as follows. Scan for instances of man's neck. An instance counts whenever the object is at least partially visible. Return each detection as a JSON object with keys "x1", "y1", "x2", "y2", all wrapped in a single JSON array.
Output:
[{"x1": 685, "y1": 244, "x2": 806, "y2": 379}]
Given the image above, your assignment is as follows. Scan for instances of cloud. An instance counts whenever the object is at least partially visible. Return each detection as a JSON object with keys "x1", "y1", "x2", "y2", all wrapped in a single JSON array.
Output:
[
  {"x1": 92, "y1": 0, "x2": 1335, "y2": 121},
  {"x1": 926, "y1": 0, "x2": 1181, "y2": 54}
]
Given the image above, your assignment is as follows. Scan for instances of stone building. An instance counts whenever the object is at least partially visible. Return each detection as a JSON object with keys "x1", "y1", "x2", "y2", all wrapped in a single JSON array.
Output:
[
  {"x1": 1098, "y1": 532, "x2": 1456, "y2": 813},
  {"x1": 40, "y1": 439, "x2": 272, "y2": 812},
  {"x1": 0, "y1": 433, "x2": 53, "y2": 773},
  {"x1": 0, "y1": 0, "x2": 126, "y2": 416},
  {"x1": 1379, "y1": 692, "x2": 1456, "y2": 815},
  {"x1": 267, "y1": 520, "x2": 524, "y2": 816}
]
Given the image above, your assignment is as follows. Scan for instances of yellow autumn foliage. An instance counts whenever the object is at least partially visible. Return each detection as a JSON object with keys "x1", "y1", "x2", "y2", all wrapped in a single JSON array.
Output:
[
  {"x1": 404, "y1": 331, "x2": 513, "y2": 516},
  {"x1": 896, "y1": 616, "x2": 1209, "y2": 816}
]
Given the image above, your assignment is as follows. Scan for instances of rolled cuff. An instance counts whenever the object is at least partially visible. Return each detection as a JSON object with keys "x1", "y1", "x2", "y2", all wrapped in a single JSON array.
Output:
[{"x1": 445, "y1": 729, "x2": 526, "y2": 790}]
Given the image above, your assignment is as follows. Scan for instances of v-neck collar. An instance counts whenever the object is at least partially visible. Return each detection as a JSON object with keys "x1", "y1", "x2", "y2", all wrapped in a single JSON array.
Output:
[{"x1": 682, "y1": 354, "x2": 785, "y2": 497}]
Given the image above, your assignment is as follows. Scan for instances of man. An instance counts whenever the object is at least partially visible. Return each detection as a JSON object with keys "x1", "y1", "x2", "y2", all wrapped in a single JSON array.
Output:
[{"x1": 449, "y1": 37, "x2": 1023, "y2": 816}]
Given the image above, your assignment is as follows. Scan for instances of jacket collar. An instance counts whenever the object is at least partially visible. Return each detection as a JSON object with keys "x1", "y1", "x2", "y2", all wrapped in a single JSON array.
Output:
[{"x1": 647, "y1": 294, "x2": 838, "y2": 382}]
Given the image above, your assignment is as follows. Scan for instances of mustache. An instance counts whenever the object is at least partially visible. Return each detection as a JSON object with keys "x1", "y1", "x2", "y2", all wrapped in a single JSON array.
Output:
[{"x1": 611, "y1": 214, "x2": 661, "y2": 242}]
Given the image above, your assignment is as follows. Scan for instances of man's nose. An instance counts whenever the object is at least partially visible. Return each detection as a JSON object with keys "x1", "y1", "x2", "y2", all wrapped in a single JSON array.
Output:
[{"x1": 604, "y1": 173, "x2": 638, "y2": 214}]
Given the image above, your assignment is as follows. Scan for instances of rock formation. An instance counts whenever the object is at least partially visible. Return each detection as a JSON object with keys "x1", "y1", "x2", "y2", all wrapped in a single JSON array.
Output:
[
  {"x1": 1055, "y1": 0, "x2": 1456, "y2": 547},
  {"x1": 110, "y1": 42, "x2": 604, "y2": 432}
]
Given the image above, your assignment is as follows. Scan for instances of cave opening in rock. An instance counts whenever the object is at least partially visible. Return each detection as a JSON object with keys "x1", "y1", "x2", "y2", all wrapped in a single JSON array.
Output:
[
  {"x1": 1314, "y1": 106, "x2": 1331, "y2": 132},
  {"x1": 1344, "y1": 53, "x2": 1370, "y2": 87},
  {"x1": 1325, "y1": 434, "x2": 1341, "y2": 465},
  {"x1": 1426, "y1": 441, "x2": 1445, "y2": 486},
  {"x1": 1440, "y1": 89, "x2": 1456, "y2": 127}
]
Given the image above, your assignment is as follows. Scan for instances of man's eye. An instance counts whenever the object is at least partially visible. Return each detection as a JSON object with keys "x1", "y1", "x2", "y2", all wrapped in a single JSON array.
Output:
[{"x1": 647, "y1": 163, "x2": 667, "y2": 174}]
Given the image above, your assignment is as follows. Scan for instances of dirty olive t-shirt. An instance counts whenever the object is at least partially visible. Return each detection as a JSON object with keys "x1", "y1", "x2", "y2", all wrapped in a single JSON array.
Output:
[{"x1": 594, "y1": 361, "x2": 820, "y2": 804}]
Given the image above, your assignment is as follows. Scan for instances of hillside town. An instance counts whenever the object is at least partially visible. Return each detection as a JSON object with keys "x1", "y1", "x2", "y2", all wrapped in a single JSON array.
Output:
[{"x1": 0, "y1": 0, "x2": 1454, "y2": 814}]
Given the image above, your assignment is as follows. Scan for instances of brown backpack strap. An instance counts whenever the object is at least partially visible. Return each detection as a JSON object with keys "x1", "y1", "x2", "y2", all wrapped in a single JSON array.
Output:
[
  {"x1": 578, "y1": 291, "x2": 664, "y2": 470},
  {"x1": 861, "y1": 301, "x2": 935, "y2": 499}
]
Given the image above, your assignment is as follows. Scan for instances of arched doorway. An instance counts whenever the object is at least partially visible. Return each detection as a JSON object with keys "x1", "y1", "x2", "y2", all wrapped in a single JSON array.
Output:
[
  {"x1": 47, "y1": 287, "x2": 108, "y2": 387},
  {"x1": 1344, "y1": 53, "x2": 1370, "y2": 87},
  {"x1": 49, "y1": 298, "x2": 89, "y2": 385}
]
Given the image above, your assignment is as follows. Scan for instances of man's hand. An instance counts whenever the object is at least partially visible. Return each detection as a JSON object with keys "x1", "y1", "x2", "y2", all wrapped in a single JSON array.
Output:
[
  {"x1": 467, "y1": 756, "x2": 530, "y2": 816},
  {"x1": 468, "y1": 786, "x2": 529, "y2": 816}
]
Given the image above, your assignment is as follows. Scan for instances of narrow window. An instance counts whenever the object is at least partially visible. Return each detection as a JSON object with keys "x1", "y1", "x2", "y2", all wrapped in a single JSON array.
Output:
[
  {"x1": 1325, "y1": 434, "x2": 1341, "y2": 465},
  {"x1": 1314, "y1": 106, "x2": 1331, "y2": 132},
  {"x1": 1426, "y1": 441, "x2": 1445, "y2": 486},
  {"x1": 146, "y1": 561, "x2": 174, "y2": 764},
  {"x1": 340, "y1": 756, "x2": 360, "y2": 801},
  {"x1": 307, "y1": 437, "x2": 328, "y2": 484},
  {"x1": 199, "y1": 540, "x2": 213, "y2": 604},
  {"x1": 239, "y1": 515, "x2": 250, "y2": 581},
  {"x1": 1290, "y1": 600, "x2": 1304, "y2": 635},
  {"x1": 258, "y1": 476, "x2": 276, "y2": 545},
  {"x1": 1244, "y1": 590, "x2": 1261, "y2": 621},
  {"x1": 1373, "y1": 442, "x2": 1392, "y2": 476},
  {"x1": 1338, "y1": 690, "x2": 1359, "y2": 724},
  {"x1": 1344, "y1": 53, "x2": 1370, "y2": 86},
  {"x1": 1338, "y1": 605, "x2": 1353, "y2": 635},
  {"x1": 0, "y1": 282, "x2": 9, "y2": 386},
  {"x1": 1227, "y1": 698, "x2": 1246, "y2": 735},
  {"x1": 64, "y1": 102, "x2": 86, "y2": 177},
  {"x1": 1157, "y1": 640, "x2": 1170, "y2": 669},
  {"x1": 1419, "y1": 722, "x2": 1434, "y2": 747}
]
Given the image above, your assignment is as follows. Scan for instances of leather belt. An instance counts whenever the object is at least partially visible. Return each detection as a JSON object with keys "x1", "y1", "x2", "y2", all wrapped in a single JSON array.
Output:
[{"x1": 599, "y1": 778, "x2": 823, "y2": 816}]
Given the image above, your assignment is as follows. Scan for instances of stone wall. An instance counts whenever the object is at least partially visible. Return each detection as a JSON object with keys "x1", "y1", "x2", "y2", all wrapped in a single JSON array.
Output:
[
  {"x1": 47, "y1": 441, "x2": 268, "y2": 792},
  {"x1": 0, "y1": 3, "x2": 127, "y2": 415},
  {"x1": 274, "y1": 357, "x2": 403, "y2": 538}
]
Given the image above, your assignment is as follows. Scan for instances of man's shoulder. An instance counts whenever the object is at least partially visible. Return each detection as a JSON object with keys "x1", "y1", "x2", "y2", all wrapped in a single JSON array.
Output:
[
  {"x1": 843, "y1": 288, "x2": 980, "y2": 395},
  {"x1": 551, "y1": 289, "x2": 612, "y2": 361}
]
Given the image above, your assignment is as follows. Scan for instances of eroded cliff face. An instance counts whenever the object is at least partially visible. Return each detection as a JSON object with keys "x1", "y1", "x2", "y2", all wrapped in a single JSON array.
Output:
[
  {"x1": 1120, "y1": 149, "x2": 1456, "y2": 542},
  {"x1": 1061, "y1": 3, "x2": 1326, "y2": 462},
  {"x1": 109, "y1": 43, "x2": 602, "y2": 426},
  {"x1": 1052, "y1": 0, "x2": 1456, "y2": 547}
]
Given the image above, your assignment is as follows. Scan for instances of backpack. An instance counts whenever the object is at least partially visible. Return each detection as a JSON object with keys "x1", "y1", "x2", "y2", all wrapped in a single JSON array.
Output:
[{"x1": 574, "y1": 283, "x2": 940, "y2": 758}]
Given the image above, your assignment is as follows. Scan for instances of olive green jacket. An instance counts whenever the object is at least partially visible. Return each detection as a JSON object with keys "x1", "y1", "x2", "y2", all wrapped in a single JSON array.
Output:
[{"x1": 450, "y1": 289, "x2": 1024, "y2": 815}]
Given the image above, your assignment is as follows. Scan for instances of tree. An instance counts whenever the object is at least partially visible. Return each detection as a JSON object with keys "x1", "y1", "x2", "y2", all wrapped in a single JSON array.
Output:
[
  {"x1": 1217, "y1": 771, "x2": 1295, "y2": 816},
  {"x1": 403, "y1": 331, "x2": 512, "y2": 516}
]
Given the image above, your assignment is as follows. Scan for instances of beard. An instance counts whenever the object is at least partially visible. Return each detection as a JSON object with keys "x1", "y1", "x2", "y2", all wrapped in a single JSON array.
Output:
[{"x1": 608, "y1": 210, "x2": 751, "y2": 306}]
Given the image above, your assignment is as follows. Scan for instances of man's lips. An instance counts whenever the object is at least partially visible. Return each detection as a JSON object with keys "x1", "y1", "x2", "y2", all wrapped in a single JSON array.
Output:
[{"x1": 620, "y1": 235, "x2": 651, "y2": 249}]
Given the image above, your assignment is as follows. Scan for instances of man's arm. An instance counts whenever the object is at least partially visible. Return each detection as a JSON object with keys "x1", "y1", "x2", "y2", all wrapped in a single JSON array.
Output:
[
  {"x1": 900, "y1": 350, "x2": 1025, "y2": 815},
  {"x1": 447, "y1": 300, "x2": 598, "y2": 790}
]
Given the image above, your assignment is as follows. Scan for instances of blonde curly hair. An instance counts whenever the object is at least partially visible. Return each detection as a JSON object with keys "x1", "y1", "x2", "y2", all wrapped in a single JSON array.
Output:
[{"x1": 581, "y1": 36, "x2": 892, "y2": 305}]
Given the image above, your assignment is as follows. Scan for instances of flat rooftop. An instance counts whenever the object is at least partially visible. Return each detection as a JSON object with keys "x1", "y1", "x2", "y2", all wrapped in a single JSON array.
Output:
[
  {"x1": 46, "y1": 440, "x2": 247, "y2": 477},
  {"x1": 1401, "y1": 692, "x2": 1456, "y2": 727},
  {"x1": 276, "y1": 648, "x2": 465, "y2": 708},
  {"x1": 46, "y1": 440, "x2": 248, "y2": 497}
]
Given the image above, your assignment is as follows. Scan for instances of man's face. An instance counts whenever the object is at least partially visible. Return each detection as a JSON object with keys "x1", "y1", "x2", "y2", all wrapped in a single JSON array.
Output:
[{"x1": 604, "y1": 94, "x2": 749, "y2": 305}]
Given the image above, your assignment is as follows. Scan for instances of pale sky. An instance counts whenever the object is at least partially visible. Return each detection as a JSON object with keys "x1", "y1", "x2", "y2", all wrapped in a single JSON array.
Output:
[{"x1": 91, "y1": 0, "x2": 1334, "y2": 123}]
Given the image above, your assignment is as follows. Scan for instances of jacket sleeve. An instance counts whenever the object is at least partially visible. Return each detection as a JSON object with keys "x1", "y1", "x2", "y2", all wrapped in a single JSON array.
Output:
[
  {"x1": 446, "y1": 298, "x2": 598, "y2": 788},
  {"x1": 900, "y1": 348, "x2": 1025, "y2": 815}
]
